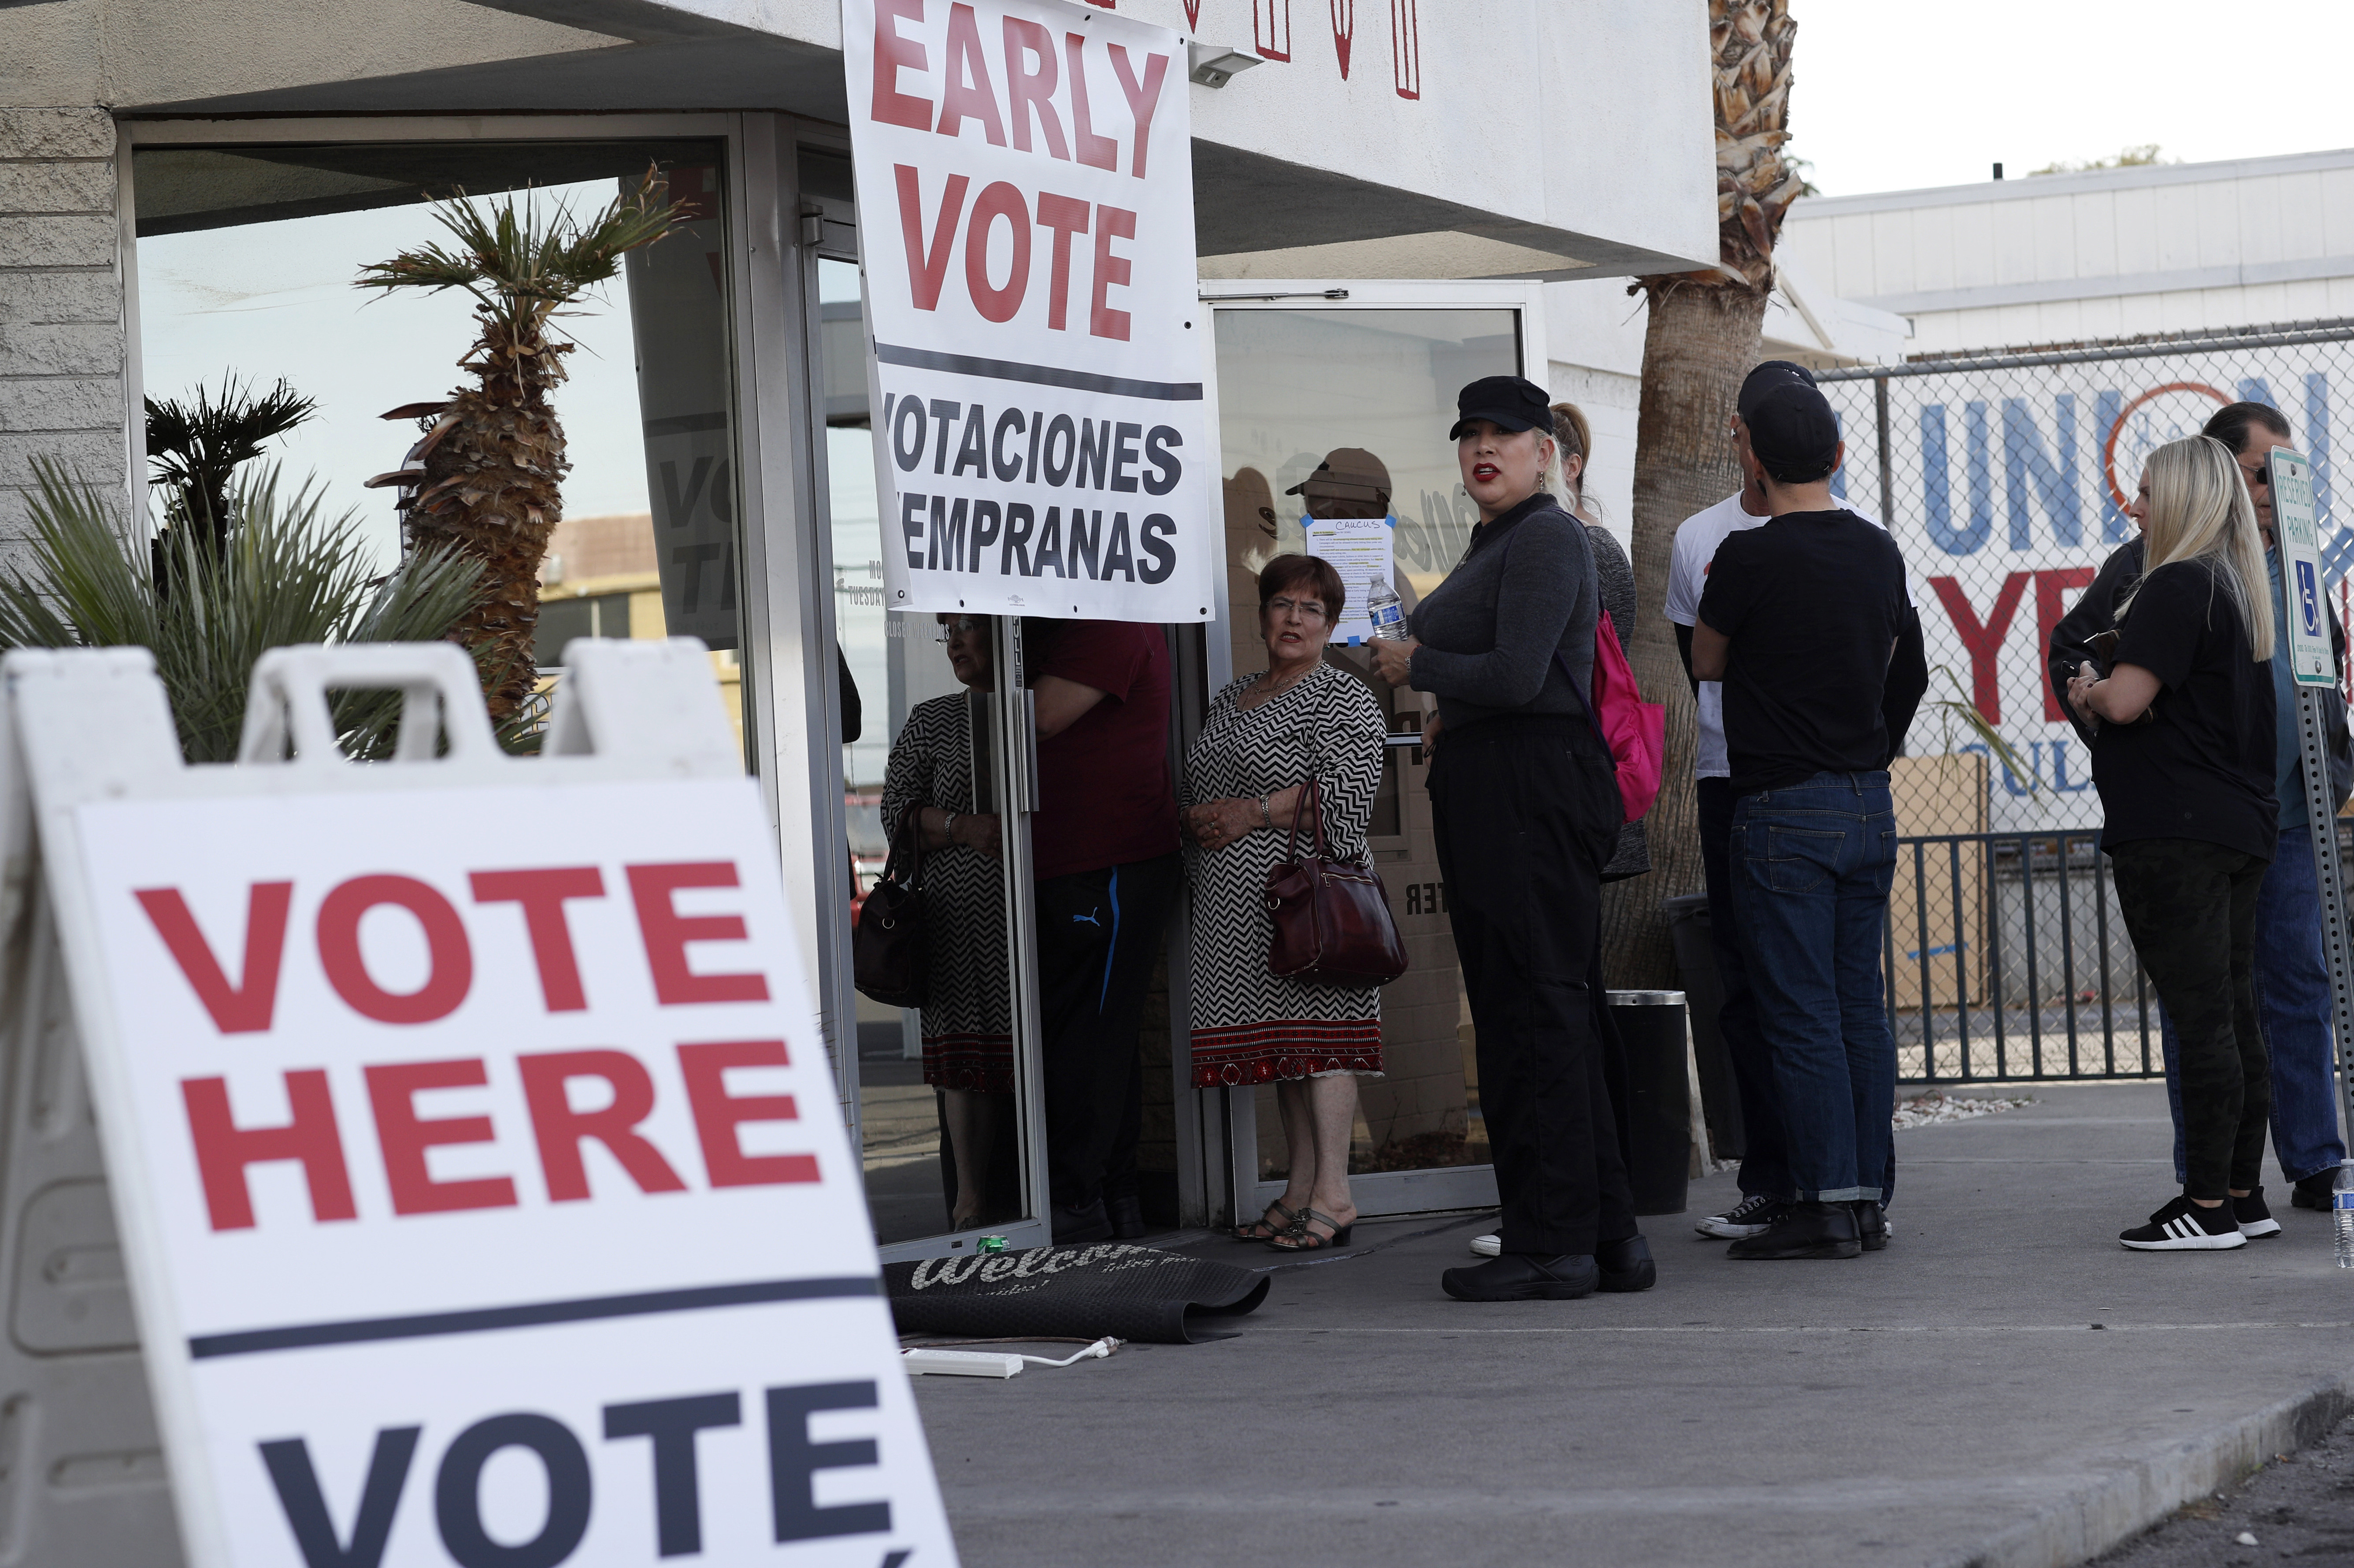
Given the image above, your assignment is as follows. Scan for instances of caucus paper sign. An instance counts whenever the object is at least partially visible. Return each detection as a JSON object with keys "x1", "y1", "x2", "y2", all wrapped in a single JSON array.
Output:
[
  {"x1": 19, "y1": 645, "x2": 954, "y2": 1568},
  {"x1": 845, "y1": 0, "x2": 1216, "y2": 622}
]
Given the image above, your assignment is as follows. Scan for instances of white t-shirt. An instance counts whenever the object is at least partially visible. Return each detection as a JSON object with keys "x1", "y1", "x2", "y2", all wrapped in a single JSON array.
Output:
[{"x1": 1663, "y1": 490, "x2": 1905, "y2": 778}]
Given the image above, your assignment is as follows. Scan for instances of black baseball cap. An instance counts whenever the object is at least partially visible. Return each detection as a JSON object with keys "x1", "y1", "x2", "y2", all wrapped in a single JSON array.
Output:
[
  {"x1": 1745, "y1": 382, "x2": 1842, "y2": 483},
  {"x1": 1736, "y1": 359, "x2": 1818, "y2": 423},
  {"x1": 1449, "y1": 375, "x2": 1556, "y2": 441}
]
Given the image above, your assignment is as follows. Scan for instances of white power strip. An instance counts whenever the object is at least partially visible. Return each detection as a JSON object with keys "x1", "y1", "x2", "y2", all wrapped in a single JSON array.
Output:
[{"x1": 902, "y1": 1349, "x2": 1025, "y2": 1378}]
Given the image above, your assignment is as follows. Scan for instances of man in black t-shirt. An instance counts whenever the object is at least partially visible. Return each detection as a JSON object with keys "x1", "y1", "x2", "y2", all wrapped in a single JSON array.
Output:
[{"x1": 1692, "y1": 381, "x2": 1911, "y2": 1262}]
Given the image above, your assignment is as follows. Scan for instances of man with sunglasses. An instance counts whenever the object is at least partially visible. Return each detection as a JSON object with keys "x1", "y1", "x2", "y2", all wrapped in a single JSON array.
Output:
[{"x1": 2048, "y1": 401, "x2": 2353, "y2": 1221}]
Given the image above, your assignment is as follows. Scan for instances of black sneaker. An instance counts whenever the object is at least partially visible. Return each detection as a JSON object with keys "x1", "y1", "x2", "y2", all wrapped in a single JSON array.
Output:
[
  {"x1": 1726, "y1": 1201, "x2": 1861, "y2": 1260},
  {"x1": 1596, "y1": 1235, "x2": 1656, "y2": 1292},
  {"x1": 2119, "y1": 1195, "x2": 2245, "y2": 1251},
  {"x1": 2292, "y1": 1171, "x2": 2336, "y2": 1211},
  {"x1": 1695, "y1": 1193, "x2": 1786, "y2": 1240},
  {"x1": 2233, "y1": 1188, "x2": 2281, "y2": 1238},
  {"x1": 1852, "y1": 1200, "x2": 1889, "y2": 1252},
  {"x1": 1441, "y1": 1253, "x2": 1599, "y2": 1301}
]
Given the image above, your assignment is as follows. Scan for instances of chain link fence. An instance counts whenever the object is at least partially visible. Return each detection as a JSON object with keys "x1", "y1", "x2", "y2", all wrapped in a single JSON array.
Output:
[{"x1": 1814, "y1": 318, "x2": 2354, "y2": 1081}]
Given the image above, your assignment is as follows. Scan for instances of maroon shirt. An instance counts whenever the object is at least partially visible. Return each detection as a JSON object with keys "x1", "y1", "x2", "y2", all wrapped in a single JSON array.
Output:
[{"x1": 1031, "y1": 620, "x2": 1179, "y2": 880}]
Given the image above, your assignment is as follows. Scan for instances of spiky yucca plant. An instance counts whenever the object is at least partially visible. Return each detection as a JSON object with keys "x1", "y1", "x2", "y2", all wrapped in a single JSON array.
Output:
[
  {"x1": 356, "y1": 169, "x2": 691, "y2": 720},
  {"x1": 146, "y1": 374, "x2": 319, "y2": 555},
  {"x1": 0, "y1": 458, "x2": 487, "y2": 763}
]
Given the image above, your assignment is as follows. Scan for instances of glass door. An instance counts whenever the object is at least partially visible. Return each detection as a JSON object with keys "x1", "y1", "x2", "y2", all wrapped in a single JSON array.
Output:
[{"x1": 1203, "y1": 284, "x2": 1546, "y2": 1220}]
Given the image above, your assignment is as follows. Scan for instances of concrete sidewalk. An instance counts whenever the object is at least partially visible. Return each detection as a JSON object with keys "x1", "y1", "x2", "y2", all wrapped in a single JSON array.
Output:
[{"x1": 910, "y1": 1084, "x2": 2354, "y2": 1568}]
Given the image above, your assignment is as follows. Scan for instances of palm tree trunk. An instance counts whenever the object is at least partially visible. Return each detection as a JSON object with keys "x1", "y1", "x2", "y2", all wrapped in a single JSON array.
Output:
[{"x1": 1600, "y1": 281, "x2": 1767, "y2": 986}]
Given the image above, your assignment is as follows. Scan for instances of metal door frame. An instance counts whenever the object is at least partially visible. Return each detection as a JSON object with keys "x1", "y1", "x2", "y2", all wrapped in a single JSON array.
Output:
[{"x1": 1196, "y1": 278, "x2": 1552, "y2": 1223}]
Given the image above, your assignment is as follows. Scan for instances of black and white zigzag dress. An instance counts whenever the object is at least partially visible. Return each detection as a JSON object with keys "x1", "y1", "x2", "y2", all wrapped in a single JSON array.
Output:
[
  {"x1": 880, "y1": 693, "x2": 1012, "y2": 1093},
  {"x1": 1180, "y1": 661, "x2": 1386, "y2": 1087}
]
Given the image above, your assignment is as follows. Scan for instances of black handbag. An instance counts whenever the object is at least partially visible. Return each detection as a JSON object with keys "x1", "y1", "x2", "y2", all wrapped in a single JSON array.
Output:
[
  {"x1": 854, "y1": 806, "x2": 927, "y2": 1008},
  {"x1": 1264, "y1": 776, "x2": 1409, "y2": 987}
]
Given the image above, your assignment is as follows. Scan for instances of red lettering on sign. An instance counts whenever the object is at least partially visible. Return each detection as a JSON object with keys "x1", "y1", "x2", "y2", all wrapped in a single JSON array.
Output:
[
  {"x1": 2035, "y1": 567, "x2": 2097, "y2": 722},
  {"x1": 965, "y1": 181, "x2": 1031, "y2": 323},
  {"x1": 518, "y1": 1050, "x2": 689, "y2": 1202},
  {"x1": 1105, "y1": 44, "x2": 1170, "y2": 178},
  {"x1": 182, "y1": 1070, "x2": 357, "y2": 1230},
  {"x1": 626, "y1": 863, "x2": 770, "y2": 1005},
  {"x1": 870, "y1": 0, "x2": 934, "y2": 131},
  {"x1": 895, "y1": 164, "x2": 970, "y2": 312},
  {"x1": 678, "y1": 1041, "x2": 819, "y2": 1188},
  {"x1": 469, "y1": 867, "x2": 604, "y2": 1012},
  {"x1": 1930, "y1": 572, "x2": 2028, "y2": 726},
  {"x1": 1091, "y1": 204, "x2": 1137, "y2": 341},
  {"x1": 317, "y1": 875, "x2": 473, "y2": 1025},
  {"x1": 1064, "y1": 33, "x2": 1120, "y2": 172},
  {"x1": 1035, "y1": 192, "x2": 1090, "y2": 330},
  {"x1": 935, "y1": 3, "x2": 1007, "y2": 145},
  {"x1": 1002, "y1": 17, "x2": 1068, "y2": 159},
  {"x1": 136, "y1": 882, "x2": 292, "y2": 1034},
  {"x1": 364, "y1": 1058, "x2": 518, "y2": 1215}
]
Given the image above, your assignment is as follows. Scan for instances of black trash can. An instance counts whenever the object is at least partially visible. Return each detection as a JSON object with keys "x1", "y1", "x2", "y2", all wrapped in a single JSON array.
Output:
[
  {"x1": 1606, "y1": 989, "x2": 1691, "y2": 1217},
  {"x1": 1662, "y1": 892, "x2": 1745, "y2": 1162}
]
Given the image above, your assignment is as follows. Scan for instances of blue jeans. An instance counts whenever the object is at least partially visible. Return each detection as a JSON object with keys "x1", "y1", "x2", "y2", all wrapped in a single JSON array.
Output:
[
  {"x1": 2157, "y1": 824, "x2": 2347, "y2": 1186},
  {"x1": 1729, "y1": 772, "x2": 1898, "y2": 1204}
]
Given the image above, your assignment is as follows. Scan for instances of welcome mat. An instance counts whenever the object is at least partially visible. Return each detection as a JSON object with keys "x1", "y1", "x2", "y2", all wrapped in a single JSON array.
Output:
[{"x1": 884, "y1": 1243, "x2": 1270, "y2": 1344}]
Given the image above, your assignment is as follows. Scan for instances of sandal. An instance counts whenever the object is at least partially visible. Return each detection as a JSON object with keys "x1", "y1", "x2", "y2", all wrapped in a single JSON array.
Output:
[
  {"x1": 1268, "y1": 1207, "x2": 1355, "y2": 1252},
  {"x1": 1234, "y1": 1199, "x2": 1304, "y2": 1242}
]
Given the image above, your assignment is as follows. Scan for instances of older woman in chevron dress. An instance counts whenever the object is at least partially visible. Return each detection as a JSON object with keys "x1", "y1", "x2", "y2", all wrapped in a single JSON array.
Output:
[
  {"x1": 1181, "y1": 554, "x2": 1388, "y2": 1253},
  {"x1": 880, "y1": 614, "x2": 1012, "y2": 1232}
]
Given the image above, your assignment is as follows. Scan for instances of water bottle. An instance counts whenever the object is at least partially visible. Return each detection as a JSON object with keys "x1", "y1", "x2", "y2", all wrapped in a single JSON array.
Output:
[
  {"x1": 1366, "y1": 578, "x2": 1406, "y2": 641},
  {"x1": 2337, "y1": 1160, "x2": 2354, "y2": 1270}
]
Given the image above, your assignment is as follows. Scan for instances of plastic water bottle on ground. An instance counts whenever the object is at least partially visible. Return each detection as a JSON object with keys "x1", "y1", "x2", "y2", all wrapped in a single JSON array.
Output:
[
  {"x1": 1366, "y1": 578, "x2": 1405, "y2": 641},
  {"x1": 2337, "y1": 1160, "x2": 2354, "y2": 1270}
]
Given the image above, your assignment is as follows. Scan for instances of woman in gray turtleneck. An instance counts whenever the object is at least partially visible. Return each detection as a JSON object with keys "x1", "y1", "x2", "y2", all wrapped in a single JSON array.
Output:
[{"x1": 1369, "y1": 374, "x2": 1646, "y2": 1305}]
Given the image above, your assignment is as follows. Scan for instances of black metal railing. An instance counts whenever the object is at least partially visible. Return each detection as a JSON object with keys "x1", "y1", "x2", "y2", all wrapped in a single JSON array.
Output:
[{"x1": 1886, "y1": 830, "x2": 2157, "y2": 1082}]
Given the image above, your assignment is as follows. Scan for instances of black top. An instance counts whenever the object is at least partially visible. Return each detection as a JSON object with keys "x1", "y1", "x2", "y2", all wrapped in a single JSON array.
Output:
[
  {"x1": 2091, "y1": 558, "x2": 2278, "y2": 860},
  {"x1": 1695, "y1": 508, "x2": 1911, "y2": 795},
  {"x1": 1406, "y1": 492, "x2": 1596, "y2": 733}
]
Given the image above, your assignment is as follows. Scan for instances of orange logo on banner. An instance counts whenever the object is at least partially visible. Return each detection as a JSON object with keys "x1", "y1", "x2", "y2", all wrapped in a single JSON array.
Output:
[{"x1": 2101, "y1": 381, "x2": 2229, "y2": 513}]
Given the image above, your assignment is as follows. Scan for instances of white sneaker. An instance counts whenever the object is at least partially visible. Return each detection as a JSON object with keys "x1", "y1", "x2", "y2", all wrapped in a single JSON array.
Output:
[
  {"x1": 1695, "y1": 1193, "x2": 1787, "y2": 1240},
  {"x1": 1468, "y1": 1234, "x2": 1500, "y2": 1257}
]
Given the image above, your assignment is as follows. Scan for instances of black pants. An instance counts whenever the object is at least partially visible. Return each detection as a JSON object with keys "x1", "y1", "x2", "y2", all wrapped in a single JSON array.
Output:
[
  {"x1": 1430, "y1": 716, "x2": 1635, "y2": 1257},
  {"x1": 1035, "y1": 853, "x2": 1180, "y2": 1213},
  {"x1": 2109, "y1": 838, "x2": 2271, "y2": 1201},
  {"x1": 1697, "y1": 777, "x2": 1785, "y2": 1198}
]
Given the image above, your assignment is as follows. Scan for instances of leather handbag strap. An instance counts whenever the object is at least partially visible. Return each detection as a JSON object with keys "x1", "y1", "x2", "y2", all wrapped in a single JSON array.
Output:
[
  {"x1": 1283, "y1": 773, "x2": 1329, "y2": 864},
  {"x1": 884, "y1": 803, "x2": 926, "y2": 888}
]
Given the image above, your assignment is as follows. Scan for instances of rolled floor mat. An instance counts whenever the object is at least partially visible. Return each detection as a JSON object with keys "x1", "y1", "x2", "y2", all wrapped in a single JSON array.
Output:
[{"x1": 884, "y1": 1243, "x2": 1270, "y2": 1344}]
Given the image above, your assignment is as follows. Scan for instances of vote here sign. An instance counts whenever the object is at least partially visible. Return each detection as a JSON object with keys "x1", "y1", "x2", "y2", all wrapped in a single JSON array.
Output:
[
  {"x1": 65, "y1": 777, "x2": 953, "y2": 1568},
  {"x1": 845, "y1": 0, "x2": 1216, "y2": 623}
]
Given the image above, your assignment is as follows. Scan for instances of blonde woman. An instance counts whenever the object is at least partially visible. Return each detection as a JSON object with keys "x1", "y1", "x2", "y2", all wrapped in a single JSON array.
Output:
[{"x1": 2067, "y1": 435, "x2": 2278, "y2": 1253}]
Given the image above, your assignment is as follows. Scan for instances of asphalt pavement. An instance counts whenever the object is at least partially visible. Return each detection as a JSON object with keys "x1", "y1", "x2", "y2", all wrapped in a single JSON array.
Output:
[{"x1": 909, "y1": 1083, "x2": 2354, "y2": 1568}]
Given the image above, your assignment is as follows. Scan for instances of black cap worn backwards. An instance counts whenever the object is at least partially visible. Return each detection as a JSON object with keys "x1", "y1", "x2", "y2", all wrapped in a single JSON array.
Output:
[
  {"x1": 1736, "y1": 359, "x2": 1818, "y2": 423},
  {"x1": 1449, "y1": 375, "x2": 1556, "y2": 441},
  {"x1": 1745, "y1": 381, "x2": 1842, "y2": 484}
]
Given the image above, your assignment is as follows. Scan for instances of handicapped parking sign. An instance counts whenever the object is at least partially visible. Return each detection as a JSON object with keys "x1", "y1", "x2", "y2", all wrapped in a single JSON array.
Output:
[{"x1": 2298, "y1": 558, "x2": 2322, "y2": 637}]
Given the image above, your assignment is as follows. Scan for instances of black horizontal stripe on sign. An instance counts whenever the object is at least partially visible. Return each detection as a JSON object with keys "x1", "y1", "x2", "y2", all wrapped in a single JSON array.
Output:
[
  {"x1": 872, "y1": 341, "x2": 1203, "y2": 401},
  {"x1": 187, "y1": 1275, "x2": 881, "y2": 1360}
]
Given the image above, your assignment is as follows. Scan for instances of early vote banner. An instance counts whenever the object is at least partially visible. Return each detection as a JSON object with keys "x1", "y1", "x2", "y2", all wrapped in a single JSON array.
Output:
[
  {"x1": 844, "y1": 0, "x2": 1215, "y2": 622},
  {"x1": 18, "y1": 647, "x2": 955, "y2": 1568}
]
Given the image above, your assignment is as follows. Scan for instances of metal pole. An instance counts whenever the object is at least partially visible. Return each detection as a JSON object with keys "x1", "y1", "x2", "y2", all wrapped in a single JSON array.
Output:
[
  {"x1": 1874, "y1": 373, "x2": 1894, "y2": 524},
  {"x1": 2295, "y1": 685, "x2": 2354, "y2": 1147}
]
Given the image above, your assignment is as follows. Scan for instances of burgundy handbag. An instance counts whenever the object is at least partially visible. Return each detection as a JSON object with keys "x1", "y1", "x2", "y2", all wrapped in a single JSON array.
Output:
[{"x1": 1263, "y1": 775, "x2": 1409, "y2": 987}]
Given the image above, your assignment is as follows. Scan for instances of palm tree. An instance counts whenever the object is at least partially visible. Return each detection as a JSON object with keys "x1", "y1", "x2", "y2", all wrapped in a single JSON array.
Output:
[
  {"x1": 357, "y1": 169, "x2": 691, "y2": 720},
  {"x1": 0, "y1": 458, "x2": 486, "y2": 762},
  {"x1": 146, "y1": 374, "x2": 319, "y2": 555},
  {"x1": 1603, "y1": 0, "x2": 1803, "y2": 986}
]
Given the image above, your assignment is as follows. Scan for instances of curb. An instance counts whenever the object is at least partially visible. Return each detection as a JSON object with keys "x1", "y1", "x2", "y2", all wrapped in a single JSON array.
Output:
[{"x1": 1931, "y1": 1367, "x2": 2354, "y2": 1568}]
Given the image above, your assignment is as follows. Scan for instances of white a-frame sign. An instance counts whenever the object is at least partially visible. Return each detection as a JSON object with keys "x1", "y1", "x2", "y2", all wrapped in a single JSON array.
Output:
[{"x1": 0, "y1": 639, "x2": 954, "y2": 1568}]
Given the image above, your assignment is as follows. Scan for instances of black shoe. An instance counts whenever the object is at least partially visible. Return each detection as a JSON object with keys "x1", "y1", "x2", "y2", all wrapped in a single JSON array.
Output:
[
  {"x1": 2292, "y1": 1171, "x2": 2337, "y2": 1211},
  {"x1": 1442, "y1": 1253, "x2": 1598, "y2": 1301},
  {"x1": 2233, "y1": 1187, "x2": 2281, "y2": 1238},
  {"x1": 2119, "y1": 1194, "x2": 2245, "y2": 1251},
  {"x1": 1852, "y1": 1201, "x2": 1888, "y2": 1252},
  {"x1": 1106, "y1": 1193, "x2": 1148, "y2": 1239},
  {"x1": 1727, "y1": 1200, "x2": 1861, "y2": 1260},
  {"x1": 1596, "y1": 1235, "x2": 1656, "y2": 1292},
  {"x1": 1051, "y1": 1199, "x2": 1113, "y2": 1245}
]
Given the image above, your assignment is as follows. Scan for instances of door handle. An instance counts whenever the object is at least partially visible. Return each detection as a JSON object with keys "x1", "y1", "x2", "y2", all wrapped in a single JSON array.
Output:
[{"x1": 1015, "y1": 688, "x2": 1041, "y2": 813}]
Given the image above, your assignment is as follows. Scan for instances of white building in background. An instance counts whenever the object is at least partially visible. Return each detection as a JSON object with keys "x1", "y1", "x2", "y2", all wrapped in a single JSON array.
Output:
[{"x1": 1783, "y1": 146, "x2": 2354, "y2": 355}]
